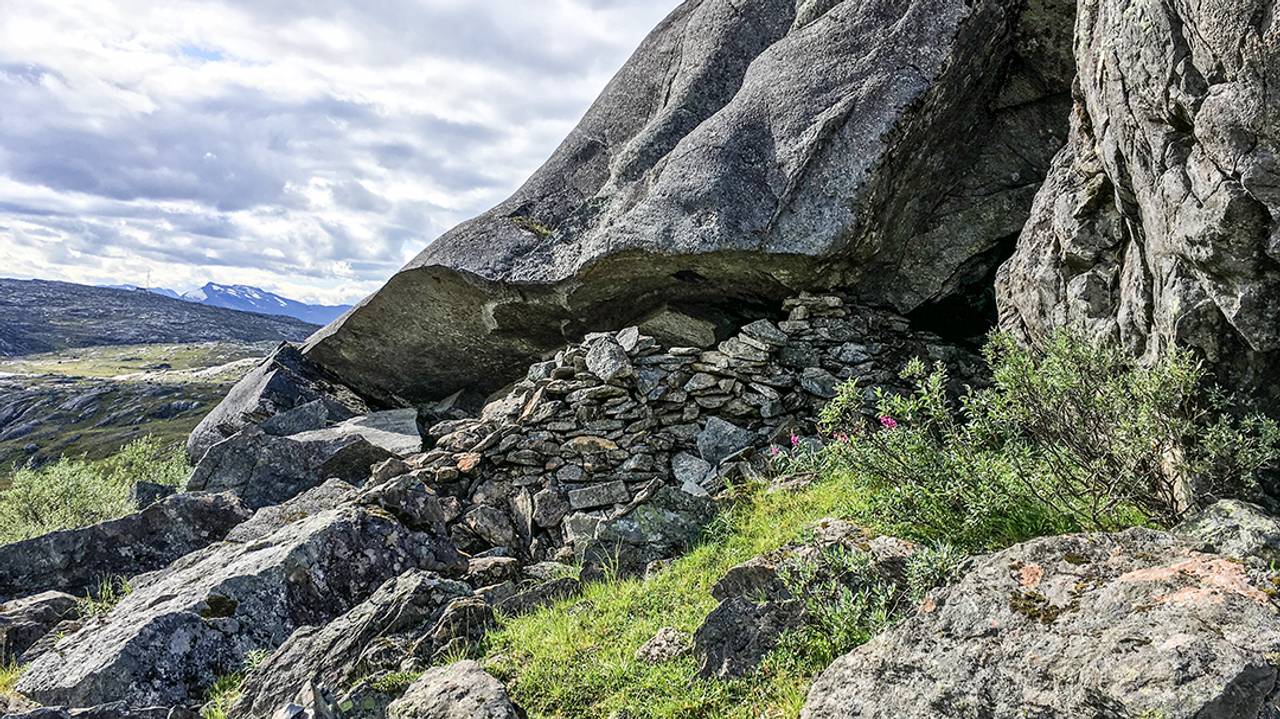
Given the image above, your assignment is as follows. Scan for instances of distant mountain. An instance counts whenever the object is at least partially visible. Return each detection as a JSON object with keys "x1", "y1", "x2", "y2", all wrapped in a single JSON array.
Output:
[
  {"x1": 0, "y1": 278, "x2": 319, "y2": 357},
  {"x1": 103, "y1": 284, "x2": 182, "y2": 300},
  {"x1": 181, "y1": 283, "x2": 351, "y2": 325}
]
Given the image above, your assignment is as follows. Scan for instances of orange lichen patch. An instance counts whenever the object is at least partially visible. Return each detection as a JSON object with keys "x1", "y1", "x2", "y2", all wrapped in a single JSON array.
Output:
[
  {"x1": 1018, "y1": 563, "x2": 1045, "y2": 589},
  {"x1": 920, "y1": 596, "x2": 938, "y2": 614},
  {"x1": 456, "y1": 452, "x2": 482, "y2": 473},
  {"x1": 1119, "y1": 554, "x2": 1270, "y2": 606}
]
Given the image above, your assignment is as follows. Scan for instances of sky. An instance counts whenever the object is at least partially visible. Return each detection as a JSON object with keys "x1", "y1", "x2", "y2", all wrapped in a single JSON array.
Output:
[{"x1": 0, "y1": 0, "x2": 682, "y2": 305}]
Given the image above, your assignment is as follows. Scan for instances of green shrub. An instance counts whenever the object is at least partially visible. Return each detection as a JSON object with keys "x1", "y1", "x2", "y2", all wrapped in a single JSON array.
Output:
[
  {"x1": 813, "y1": 331, "x2": 1280, "y2": 545},
  {"x1": 0, "y1": 436, "x2": 188, "y2": 544}
]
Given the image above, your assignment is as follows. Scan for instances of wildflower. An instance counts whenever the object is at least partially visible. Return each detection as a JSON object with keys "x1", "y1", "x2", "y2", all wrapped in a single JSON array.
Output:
[
  {"x1": 790, "y1": 433, "x2": 800, "y2": 447},
  {"x1": 879, "y1": 416, "x2": 898, "y2": 430},
  {"x1": 770, "y1": 446, "x2": 780, "y2": 457},
  {"x1": 835, "y1": 432, "x2": 850, "y2": 443}
]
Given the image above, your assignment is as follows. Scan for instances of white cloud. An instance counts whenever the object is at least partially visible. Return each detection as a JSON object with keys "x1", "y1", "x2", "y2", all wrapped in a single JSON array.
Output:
[{"x1": 0, "y1": 0, "x2": 681, "y2": 305}]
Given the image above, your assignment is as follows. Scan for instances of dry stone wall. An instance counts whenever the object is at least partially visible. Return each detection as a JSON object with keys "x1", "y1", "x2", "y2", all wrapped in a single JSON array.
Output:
[{"x1": 397, "y1": 295, "x2": 983, "y2": 566}]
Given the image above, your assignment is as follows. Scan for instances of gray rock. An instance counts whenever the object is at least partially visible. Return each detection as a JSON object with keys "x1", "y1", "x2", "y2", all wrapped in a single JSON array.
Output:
[
  {"x1": 0, "y1": 591, "x2": 77, "y2": 662},
  {"x1": 127, "y1": 482, "x2": 175, "y2": 510},
  {"x1": 224, "y1": 480, "x2": 358, "y2": 544},
  {"x1": 187, "y1": 344, "x2": 366, "y2": 462},
  {"x1": 671, "y1": 452, "x2": 712, "y2": 491},
  {"x1": 996, "y1": 0, "x2": 1280, "y2": 406},
  {"x1": 531, "y1": 488, "x2": 569, "y2": 529},
  {"x1": 186, "y1": 427, "x2": 394, "y2": 510},
  {"x1": 289, "y1": 409, "x2": 423, "y2": 457},
  {"x1": 799, "y1": 367, "x2": 839, "y2": 399},
  {"x1": 232, "y1": 571, "x2": 473, "y2": 717},
  {"x1": 584, "y1": 340, "x2": 633, "y2": 383},
  {"x1": 694, "y1": 597, "x2": 803, "y2": 679},
  {"x1": 635, "y1": 627, "x2": 691, "y2": 664},
  {"x1": 258, "y1": 398, "x2": 354, "y2": 438},
  {"x1": 386, "y1": 661, "x2": 524, "y2": 719},
  {"x1": 0, "y1": 703, "x2": 177, "y2": 719},
  {"x1": 566, "y1": 481, "x2": 630, "y2": 510},
  {"x1": 494, "y1": 578, "x2": 581, "y2": 618},
  {"x1": 1176, "y1": 499, "x2": 1280, "y2": 565},
  {"x1": 638, "y1": 308, "x2": 718, "y2": 349},
  {"x1": 277, "y1": 0, "x2": 1070, "y2": 410},
  {"x1": 697, "y1": 418, "x2": 753, "y2": 466},
  {"x1": 0, "y1": 492, "x2": 250, "y2": 598},
  {"x1": 16, "y1": 505, "x2": 465, "y2": 708},
  {"x1": 581, "y1": 486, "x2": 715, "y2": 578},
  {"x1": 802, "y1": 528, "x2": 1280, "y2": 718}
]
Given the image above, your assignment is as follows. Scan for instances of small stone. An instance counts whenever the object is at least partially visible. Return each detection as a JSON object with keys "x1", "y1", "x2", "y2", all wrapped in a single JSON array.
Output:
[
  {"x1": 456, "y1": 453, "x2": 482, "y2": 474},
  {"x1": 718, "y1": 337, "x2": 770, "y2": 363},
  {"x1": 671, "y1": 452, "x2": 712, "y2": 488},
  {"x1": 739, "y1": 320, "x2": 789, "y2": 348},
  {"x1": 684, "y1": 373, "x2": 719, "y2": 394},
  {"x1": 563, "y1": 436, "x2": 620, "y2": 455},
  {"x1": 616, "y1": 327, "x2": 642, "y2": 353},
  {"x1": 635, "y1": 627, "x2": 691, "y2": 664},
  {"x1": 532, "y1": 488, "x2": 570, "y2": 528},
  {"x1": 800, "y1": 367, "x2": 840, "y2": 399},
  {"x1": 697, "y1": 417, "x2": 753, "y2": 465},
  {"x1": 463, "y1": 506, "x2": 516, "y2": 548},
  {"x1": 567, "y1": 480, "x2": 631, "y2": 510},
  {"x1": 586, "y1": 339, "x2": 634, "y2": 382}
]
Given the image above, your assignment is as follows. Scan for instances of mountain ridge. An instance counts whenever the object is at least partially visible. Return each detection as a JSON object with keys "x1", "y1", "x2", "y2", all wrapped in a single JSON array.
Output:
[{"x1": 101, "y1": 282, "x2": 352, "y2": 326}]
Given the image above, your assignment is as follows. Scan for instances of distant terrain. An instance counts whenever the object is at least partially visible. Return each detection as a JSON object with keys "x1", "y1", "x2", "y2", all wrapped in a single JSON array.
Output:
[
  {"x1": 107, "y1": 281, "x2": 352, "y2": 325},
  {"x1": 0, "y1": 342, "x2": 272, "y2": 470},
  {"x1": 0, "y1": 278, "x2": 318, "y2": 357}
]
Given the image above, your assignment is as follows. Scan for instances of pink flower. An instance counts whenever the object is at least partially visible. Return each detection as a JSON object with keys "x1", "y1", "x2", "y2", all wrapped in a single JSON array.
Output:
[
  {"x1": 879, "y1": 416, "x2": 898, "y2": 430},
  {"x1": 770, "y1": 446, "x2": 780, "y2": 457},
  {"x1": 790, "y1": 433, "x2": 800, "y2": 447},
  {"x1": 835, "y1": 432, "x2": 850, "y2": 443}
]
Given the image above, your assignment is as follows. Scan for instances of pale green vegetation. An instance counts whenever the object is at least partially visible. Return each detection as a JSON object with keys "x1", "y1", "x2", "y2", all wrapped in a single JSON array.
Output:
[
  {"x1": 76, "y1": 575, "x2": 135, "y2": 618},
  {"x1": 0, "y1": 661, "x2": 22, "y2": 701},
  {"x1": 0, "y1": 436, "x2": 188, "y2": 544},
  {"x1": 475, "y1": 331, "x2": 1280, "y2": 719}
]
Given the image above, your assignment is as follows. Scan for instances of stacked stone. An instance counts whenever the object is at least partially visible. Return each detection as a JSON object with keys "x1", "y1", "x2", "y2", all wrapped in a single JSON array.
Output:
[{"x1": 398, "y1": 294, "x2": 981, "y2": 564}]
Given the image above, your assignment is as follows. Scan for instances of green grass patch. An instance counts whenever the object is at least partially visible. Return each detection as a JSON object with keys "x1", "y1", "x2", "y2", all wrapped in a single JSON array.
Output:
[
  {"x1": 0, "y1": 661, "x2": 23, "y2": 700},
  {"x1": 0, "y1": 436, "x2": 188, "y2": 544}
]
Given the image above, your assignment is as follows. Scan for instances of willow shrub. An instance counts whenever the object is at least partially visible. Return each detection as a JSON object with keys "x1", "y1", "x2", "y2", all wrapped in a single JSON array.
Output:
[
  {"x1": 0, "y1": 436, "x2": 188, "y2": 544},
  {"x1": 814, "y1": 331, "x2": 1280, "y2": 548}
]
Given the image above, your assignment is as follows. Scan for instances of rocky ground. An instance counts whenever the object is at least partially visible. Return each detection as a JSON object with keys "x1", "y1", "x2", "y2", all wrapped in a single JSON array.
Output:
[{"x1": 0, "y1": 343, "x2": 275, "y2": 470}]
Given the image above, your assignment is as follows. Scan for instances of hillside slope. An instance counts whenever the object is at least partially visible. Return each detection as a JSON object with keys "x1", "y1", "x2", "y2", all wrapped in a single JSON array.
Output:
[{"x1": 0, "y1": 279, "x2": 318, "y2": 356}]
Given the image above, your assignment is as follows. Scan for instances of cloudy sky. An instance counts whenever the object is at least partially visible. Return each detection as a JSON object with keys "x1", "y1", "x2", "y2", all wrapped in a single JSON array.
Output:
[{"x1": 0, "y1": 0, "x2": 680, "y2": 305}]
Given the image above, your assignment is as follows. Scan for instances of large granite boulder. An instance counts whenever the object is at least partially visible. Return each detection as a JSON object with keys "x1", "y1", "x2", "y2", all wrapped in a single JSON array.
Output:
[
  {"x1": 186, "y1": 427, "x2": 394, "y2": 510},
  {"x1": 229, "y1": 0, "x2": 1077, "y2": 410},
  {"x1": 385, "y1": 661, "x2": 524, "y2": 719},
  {"x1": 0, "y1": 493, "x2": 250, "y2": 599},
  {"x1": 15, "y1": 505, "x2": 465, "y2": 709},
  {"x1": 186, "y1": 344, "x2": 369, "y2": 463},
  {"x1": 232, "y1": 570, "x2": 473, "y2": 717},
  {"x1": 801, "y1": 525, "x2": 1280, "y2": 718},
  {"x1": 997, "y1": 0, "x2": 1280, "y2": 404}
]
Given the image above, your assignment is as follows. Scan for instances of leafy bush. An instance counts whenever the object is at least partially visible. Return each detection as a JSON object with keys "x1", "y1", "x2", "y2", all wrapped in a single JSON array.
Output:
[
  {"x1": 814, "y1": 331, "x2": 1280, "y2": 546},
  {"x1": 0, "y1": 436, "x2": 188, "y2": 544}
]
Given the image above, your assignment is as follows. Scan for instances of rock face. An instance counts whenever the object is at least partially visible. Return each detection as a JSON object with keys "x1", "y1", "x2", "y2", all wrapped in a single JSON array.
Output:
[
  {"x1": 802, "y1": 525, "x2": 1280, "y2": 718},
  {"x1": 385, "y1": 661, "x2": 524, "y2": 719},
  {"x1": 232, "y1": 570, "x2": 474, "y2": 717},
  {"x1": 0, "y1": 591, "x2": 77, "y2": 662},
  {"x1": 186, "y1": 344, "x2": 369, "y2": 462},
  {"x1": 186, "y1": 427, "x2": 394, "y2": 510},
  {"x1": 247, "y1": 0, "x2": 1076, "y2": 409},
  {"x1": 997, "y1": 0, "x2": 1280, "y2": 403},
  {"x1": 0, "y1": 492, "x2": 250, "y2": 599},
  {"x1": 16, "y1": 505, "x2": 465, "y2": 709}
]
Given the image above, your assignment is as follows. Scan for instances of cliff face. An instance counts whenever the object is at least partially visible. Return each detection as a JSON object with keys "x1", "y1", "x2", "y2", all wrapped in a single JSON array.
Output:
[
  {"x1": 997, "y1": 0, "x2": 1280, "y2": 404},
  {"x1": 295, "y1": 0, "x2": 1073, "y2": 408}
]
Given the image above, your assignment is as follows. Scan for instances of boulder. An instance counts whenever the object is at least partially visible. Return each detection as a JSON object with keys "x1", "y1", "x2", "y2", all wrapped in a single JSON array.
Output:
[
  {"x1": 232, "y1": 571, "x2": 473, "y2": 717},
  {"x1": 634, "y1": 627, "x2": 691, "y2": 664},
  {"x1": 802, "y1": 527, "x2": 1280, "y2": 718},
  {"x1": 15, "y1": 505, "x2": 465, "y2": 709},
  {"x1": 0, "y1": 493, "x2": 250, "y2": 598},
  {"x1": 385, "y1": 661, "x2": 524, "y2": 719},
  {"x1": 186, "y1": 343, "x2": 367, "y2": 463},
  {"x1": 288, "y1": 409, "x2": 423, "y2": 458},
  {"x1": 0, "y1": 591, "x2": 77, "y2": 662},
  {"x1": 694, "y1": 596, "x2": 803, "y2": 679},
  {"x1": 236, "y1": 0, "x2": 1077, "y2": 414},
  {"x1": 1176, "y1": 499, "x2": 1280, "y2": 565},
  {"x1": 580, "y1": 486, "x2": 715, "y2": 579},
  {"x1": 996, "y1": 0, "x2": 1280, "y2": 405},
  {"x1": 186, "y1": 427, "x2": 394, "y2": 510},
  {"x1": 223, "y1": 480, "x2": 357, "y2": 544}
]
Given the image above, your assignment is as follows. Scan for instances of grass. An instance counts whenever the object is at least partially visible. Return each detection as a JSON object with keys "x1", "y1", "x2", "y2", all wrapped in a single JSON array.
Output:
[
  {"x1": 0, "y1": 662, "x2": 22, "y2": 700},
  {"x1": 77, "y1": 575, "x2": 134, "y2": 618},
  {"x1": 0, "y1": 342, "x2": 273, "y2": 380},
  {"x1": 200, "y1": 649, "x2": 269, "y2": 719},
  {"x1": 482, "y1": 477, "x2": 877, "y2": 719}
]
